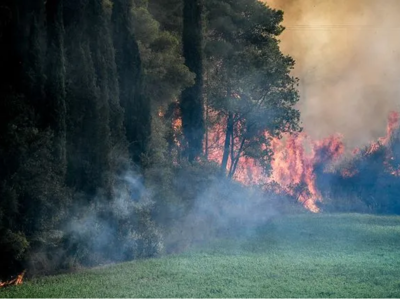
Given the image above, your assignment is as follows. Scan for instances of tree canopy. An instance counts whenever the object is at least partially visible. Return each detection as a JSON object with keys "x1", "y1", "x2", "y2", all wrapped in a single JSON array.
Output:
[
  {"x1": 204, "y1": 0, "x2": 300, "y2": 176},
  {"x1": 0, "y1": 0, "x2": 302, "y2": 280}
]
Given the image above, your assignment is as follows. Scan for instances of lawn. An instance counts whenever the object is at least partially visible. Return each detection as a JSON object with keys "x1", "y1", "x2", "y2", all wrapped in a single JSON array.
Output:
[{"x1": 2, "y1": 213, "x2": 400, "y2": 298}]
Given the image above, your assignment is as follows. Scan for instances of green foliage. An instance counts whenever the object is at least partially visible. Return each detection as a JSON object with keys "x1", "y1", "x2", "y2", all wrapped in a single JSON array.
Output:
[
  {"x1": 145, "y1": 128, "x2": 222, "y2": 231},
  {"x1": 0, "y1": 0, "x2": 164, "y2": 279},
  {"x1": 204, "y1": 0, "x2": 300, "y2": 176},
  {"x1": 0, "y1": 0, "x2": 307, "y2": 284},
  {"x1": 65, "y1": 40, "x2": 110, "y2": 195},
  {"x1": 112, "y1": 0, "x2": 151, "y2": 166},
  {"x1": 148, "y1": 0, "x2": 182, "y2": 34},
  {"x1": 0, "y1": 0, "x2": 70, "y2": 277},
  {"x1": 132, "y1": 0, "x2": 194, "y2": 107},
  {"x1": 143, "y1": 113, "x2": 178, "y2": 228},
  {"x1": 126, "y1": 200, "x2": 164, "y2": 259}
]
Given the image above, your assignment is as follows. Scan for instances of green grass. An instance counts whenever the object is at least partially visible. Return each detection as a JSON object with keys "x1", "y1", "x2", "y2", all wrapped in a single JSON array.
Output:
[{"x1": 2, "y1": 213, "x2": 400, "y2": 298}]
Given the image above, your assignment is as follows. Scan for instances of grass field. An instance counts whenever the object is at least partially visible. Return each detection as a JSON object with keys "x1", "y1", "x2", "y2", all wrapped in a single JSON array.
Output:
[{"x1": 2, "y1": 213, "x2": 400, "y2": 298}]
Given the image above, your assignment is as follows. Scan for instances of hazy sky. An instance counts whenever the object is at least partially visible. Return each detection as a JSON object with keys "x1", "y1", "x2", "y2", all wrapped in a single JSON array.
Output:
[{"x1": 266, "y1": 0, "x2": 400, "y2": 149}]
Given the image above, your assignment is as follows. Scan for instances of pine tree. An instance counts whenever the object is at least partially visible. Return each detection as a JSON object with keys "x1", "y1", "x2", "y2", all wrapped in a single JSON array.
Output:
[{"x1": 204, "y1": 0, "x2": 300, "y2": 177}]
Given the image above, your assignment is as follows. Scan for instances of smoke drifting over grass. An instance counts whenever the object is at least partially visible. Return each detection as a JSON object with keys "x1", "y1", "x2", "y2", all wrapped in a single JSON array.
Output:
[
  {"x1": 163, "y1": 168, "x2": 307, "y2": 254},
  {"x1": 267, "y1": 0, "x2": 400, "y2": 149},
  {"x1": 53, "y1": 171, "x2": 162, "y2": 271}
]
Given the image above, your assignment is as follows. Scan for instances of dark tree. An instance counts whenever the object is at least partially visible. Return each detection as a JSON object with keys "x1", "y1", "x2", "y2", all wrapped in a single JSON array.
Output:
[
  {"x1": 180, "y1": 0, "x2": 205, "y2": 162},
  {"x1": 0, "y1": 0, "x2": 70, "y2": 278},
  {"x1": 112, "y1": 0, "x2": 151, "y2": 167},
  {"x1": 148, "y1": 0, "x2": 183, "y2": 34},
  {"x1": 45, "y1": 0, "x2": 67, "y2": 168}
]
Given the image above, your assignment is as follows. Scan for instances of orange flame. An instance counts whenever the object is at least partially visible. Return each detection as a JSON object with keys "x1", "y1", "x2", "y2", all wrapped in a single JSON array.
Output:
[
  {"x1": 0, "y1": 270, "x2": 26, "y2": 288},
  {"x1": 365, "y1": 111, "x2": 400, "y2": 155},
  {"x1": 269, "y1": 133, "x2": 345, "y2": 212},
  {"x1": 166, "y1": 109, "x2": 400, "y2": 211}
]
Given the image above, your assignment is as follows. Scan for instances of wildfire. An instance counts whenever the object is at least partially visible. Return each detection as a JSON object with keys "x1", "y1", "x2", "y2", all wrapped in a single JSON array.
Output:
[
  {"x1": 268, "y1": 133, "x2": 345, "y2": 212},
  {"x1": 165, "y1": 106, "x2": 399, "y2": 212},
  {"x1": 203, "y1": 110, "x2": 400, "y2": 212},
  {"x1": 380, "y1": 111, "x2": 399, "y2": 145},
  {"x1": 365, "y1": 112, "x2": 399, "y2": 155},
  {"x1": 0, "y1": 270, "x2": 26, "y2": 288}
]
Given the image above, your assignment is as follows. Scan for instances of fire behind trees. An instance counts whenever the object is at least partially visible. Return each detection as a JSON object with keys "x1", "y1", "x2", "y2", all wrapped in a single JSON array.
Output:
[
  {"x1": 200, "y1": 110, "x2": 400, "y2": 213},
  {"x1": 0, "y1": 0, "x2": 399, "y2": 288},
  {"x1": 0, "y1": 0, "x2": 299, "y2": 282}
]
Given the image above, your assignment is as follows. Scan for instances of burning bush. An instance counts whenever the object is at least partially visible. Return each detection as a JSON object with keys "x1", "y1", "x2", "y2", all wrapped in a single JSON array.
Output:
[
  {"x1": 316, "y1": 113, "x2": 400, "y2": 214},
  {"x1": 317, "y1": 143, "x2": 400, "y2": 214}
]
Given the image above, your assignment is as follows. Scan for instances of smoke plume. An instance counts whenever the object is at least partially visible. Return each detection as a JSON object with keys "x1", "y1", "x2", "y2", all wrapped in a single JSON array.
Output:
[{"x1": 266, "y1": 0, "x2": 400, "y2": 149}]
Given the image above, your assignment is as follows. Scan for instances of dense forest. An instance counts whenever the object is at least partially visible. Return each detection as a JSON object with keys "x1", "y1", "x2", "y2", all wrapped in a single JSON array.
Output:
[
  {"x1": 1, "y1": 0, "x2": 400, "y2": 282},
  {"x1": 0, "y1": 0, "x2": 300, "y2": 279}
]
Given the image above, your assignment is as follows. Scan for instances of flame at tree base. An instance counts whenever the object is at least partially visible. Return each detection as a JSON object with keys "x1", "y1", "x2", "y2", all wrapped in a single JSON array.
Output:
[
  {"x1": 168, "y1": 108, "x2": 399, "y2": 212},
  {"x1": 205, "y1": 111, "x2": 400, "y2": 213},
  {"x1": 0, "y1": 270, "x2": 26, "y2": 288}
]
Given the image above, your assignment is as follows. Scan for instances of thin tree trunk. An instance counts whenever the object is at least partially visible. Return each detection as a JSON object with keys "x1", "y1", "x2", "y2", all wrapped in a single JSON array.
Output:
[
  {"x1": 220, "y1": 111, "x2": 233, "y2": 174},
  {"x1": 204, "y1": 69, "x2": 209, "y2": 160},
  {"x1": 229, "y1": 137, "x2": 245, "y2": 178},
  {"x1": 230, "y1": 121, "x2": 234, "y2": 169}
]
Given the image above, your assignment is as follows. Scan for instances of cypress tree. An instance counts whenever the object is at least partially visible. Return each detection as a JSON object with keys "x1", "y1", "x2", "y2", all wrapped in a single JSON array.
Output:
[
  {"x1": 97, "y1": 1, "x2": 128, "y2": 175},
  {"x1": 45, "y1": 0, "x2": 67, "y2": 170},
  {"x1": 0, "y1": 1, "x2": 32, "y2": 278},
  {"x1": 86, "y1": 0, "x2": 115, "y2": 195},
  {"x1": 0, "y1": 0, "x2": 69, "y2": 278},
  {"x1": 180, "y1": 0, "x2": 204, "y2": 162},
  {"x1": 64, "y1": 0, "x2": 110, "y2": 197},
  {"x1": 112, "y1": 0, "x2": 151, "y2": 167}
]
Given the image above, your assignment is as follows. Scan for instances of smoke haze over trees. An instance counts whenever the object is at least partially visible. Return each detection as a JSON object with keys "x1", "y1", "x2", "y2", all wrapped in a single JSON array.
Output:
[
  {"x1": 268, "y1": 0, "x2": 400, "y2": 149},
  {"x1": 1, "y1": 0, "x2": 400, "y2": 285}
]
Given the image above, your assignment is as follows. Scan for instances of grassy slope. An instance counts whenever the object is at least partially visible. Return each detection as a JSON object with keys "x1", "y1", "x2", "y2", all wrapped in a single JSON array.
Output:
[{"x1": 2, "y1": 213, "x2": 400, "y2": 298}]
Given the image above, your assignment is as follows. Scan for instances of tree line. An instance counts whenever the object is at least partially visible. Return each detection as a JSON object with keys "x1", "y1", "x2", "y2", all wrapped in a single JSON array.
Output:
[{"x1": 0, "y1": 0, "x2": 300, "y2": 280}]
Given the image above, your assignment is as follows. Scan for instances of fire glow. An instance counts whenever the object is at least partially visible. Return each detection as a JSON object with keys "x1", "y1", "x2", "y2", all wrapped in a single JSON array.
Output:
[
  {"x1": 205, "y1": 111, "x2": 400, "y2": 212},
  {"x1": 0, "y1": 270, "x2": 26, "y2": 289}
]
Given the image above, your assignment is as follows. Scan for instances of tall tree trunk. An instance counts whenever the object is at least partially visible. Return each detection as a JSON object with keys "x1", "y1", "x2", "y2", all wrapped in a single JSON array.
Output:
[
  {"x1": 180, "y1": 0, "x2": 204, "y2": 162},
  {"x1": 204, "y1": 69, "x2": 209, "y2": 160},
  {"x1": 228, "y1": 137, "x2": 246, "y2": 178},
  {"x1": 221, "y1": 112, "x2": 233, "y2": 174}
]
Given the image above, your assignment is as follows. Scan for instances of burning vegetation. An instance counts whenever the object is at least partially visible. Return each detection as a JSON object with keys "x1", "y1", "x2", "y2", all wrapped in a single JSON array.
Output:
[
  {"x1": 0, "y1": 270, "x2": 25, "y2": 289},
  {"x1": 201, "y1": 110, "x2": 400, "y2": 213},
  {"x1": 2, "y1": 0, "x2": 400, "y2": 287}
]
